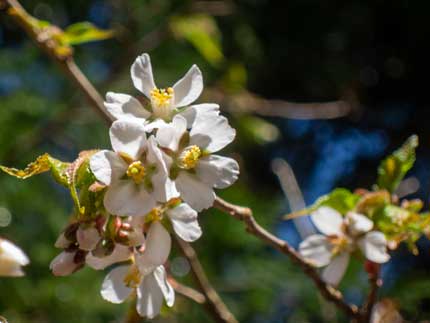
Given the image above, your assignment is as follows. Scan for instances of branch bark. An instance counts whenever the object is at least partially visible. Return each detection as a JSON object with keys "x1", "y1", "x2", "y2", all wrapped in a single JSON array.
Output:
[
  {"x1": 213, "y1": 196, "x2": 359, "y2": 319},
  {"x1": 174, "y1": 236, "x2": 239, "y2": 323}
]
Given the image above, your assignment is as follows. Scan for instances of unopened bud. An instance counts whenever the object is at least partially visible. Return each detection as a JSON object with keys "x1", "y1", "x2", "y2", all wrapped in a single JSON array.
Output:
[
  {"x1": 76, "y1": 226, "x2": 100, "y2": 251},
  {"x1": 50, "y1": 251, "x2": 80, "y2": 276}
]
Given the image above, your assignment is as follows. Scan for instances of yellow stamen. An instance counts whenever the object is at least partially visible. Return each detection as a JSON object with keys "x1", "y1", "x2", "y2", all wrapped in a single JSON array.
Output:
[
  {"x1": 126, "y1": 161, "x2": 146, "y2": 184},
  {"x1": 179, "y1": 145, "x2": 202, "y2": 170},
  {"x1": 123, "y1": 265, "x2": 141, "y2": 288},
  {"x1": 328, "y1": 235, "x2": 350, "y2": 255},
  {"x1": 150, "y1": 87, "x2": 174, "y2": 108},
  {"x1": 145, "y1": 207, "x2": 162, "y2": 223}
]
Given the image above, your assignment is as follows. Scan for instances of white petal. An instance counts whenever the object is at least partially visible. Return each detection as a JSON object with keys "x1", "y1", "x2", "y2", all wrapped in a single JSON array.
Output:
[
  {"x1": 0, "y1": 239, "x2": 29, "y2": 276},
  {"x1": 155, "y1": 114, "x2": 187, "y2": 152},
  {"x1": 101, "y1": 265, "x2": 133, "y2": 304},
  {"x1": 131, "y1": 53, "x2": 156, "y2": 98},
  {"x1": 153, "y1": 266, "x2": 175, "y2": 307},
  {"x1": 172, "y1": 65, "x2": 203, "y2": 108},
  {"x1": 146, "y1": 137, "x2": 179, "y2": 202},
  {"x1": 105, "y1": 92, "x2": 150, "y2": 121},
  {"x1": 144, "y1": 119, "x2": 168, "y2": 132},
  {"x1": 346, "y1": 212, "x2": 374, "y2": 236},
  {"x1": 196, "y1": 155, "x2": 239, "y2": 189},
  {"x1": 299, "y1": 235, "x2": 332, "y2": 267},
  {"x1": 104, "y1": 180, "x2": 156, "y2": 217},
  {"x1": 137, "y1": 222, "x2": 171, "y2": 275},
  {"x1": 49, "y1": 251, "x2": 79, "y2": 276},
  {"x1": 0, "y1": 239, "x2": 29, "y2": 266},
  {"x1": 76, "y1": 227, "x2": 100, "y2": 251},
  {"x1": 190, "y1": 114, "x2": 236, "y2": 153},
  {"x1": 168, "y1": 203, "x2": 202, "y2": 242},
  {"x1": 311, "y1": 207, "x2": 344, "y2": 236},
  {"x1": 176, "y1": 171, "x2": 215, "y2": 211},
  {"x1": 86, "y1": 245, "x2": 131, "y2": 270},
  {"x1": 109, "y1": 120, "x2": 147, "y2": 160},
  {"x1": 136, "y1": 270, "x2": 164, "y2": 319},
  {"x1": 322, "y1": 252, "x2": 350, "y2": 286},
  {"x1": 179, "y1": 103, "x2": 220, "y2": 128},
  {"x1": 90, "y1": 150, "x2": 127, "y2": 186},
  {"x1": 359, "y1": 231, "x2": 390, "y2": 264}
]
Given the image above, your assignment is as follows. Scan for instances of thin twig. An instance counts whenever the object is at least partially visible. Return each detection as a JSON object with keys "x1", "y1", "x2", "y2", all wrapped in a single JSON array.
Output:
[
  {"x1": 168, "y1": 275, "x2": 207, "y2": 304},
  {"x1": 174, "y1": 235, "x2": 239, "y2": 323},
  {"x1": 359, "y1": 268, "x2": 382, "y2": 322},
  {"x1": 0, "y1": 0, "x2": 112, "y2": 125},
  {"x1": 213, "y1": 196, "x2": 359, "y2": 318}
]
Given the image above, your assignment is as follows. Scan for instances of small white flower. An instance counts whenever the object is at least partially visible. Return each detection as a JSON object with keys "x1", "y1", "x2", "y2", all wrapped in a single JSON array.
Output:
[
  {"x1": 100, "y1": 222, "x2": 174, "y2": 318},
  {"x1": 101, "y1": 264, "x2": 174, "y2": 319},
  {"x1": 299, "y1": 206, "x2": 390, "y2": 286},
  {"x1": 0, "y1": 239, "x2": 29, "y2": 277},
  {"x1": 90, "y1": 119, "x2": 178, "y2": 216},
  {"x1": 156, "y1": 114, "x2": 239, "y2": 211},
  {"x1": 106, "y1": 53, "x2": 211, "y2": 125}
]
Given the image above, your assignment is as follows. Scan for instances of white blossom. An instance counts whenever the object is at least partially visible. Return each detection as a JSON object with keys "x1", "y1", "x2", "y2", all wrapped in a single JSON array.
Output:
[
  {"x1": 105, "y1": 53, "x2": 212, "y2": 125},
  {"x1": 100, "y1": 220, "x2": 174, "y2": 318},
  {"x1": 299, "y1": 206, "x2": 390, "y2": 286},
  {"x1": 156, "y1": 114, "x2": 239, "y2": 211},
  {"x1": 90, "y1": 119, "x2": 178, "y2": 217},
  {"x1": 0, "y1": 239, "x2": 29, "y2": 277}
]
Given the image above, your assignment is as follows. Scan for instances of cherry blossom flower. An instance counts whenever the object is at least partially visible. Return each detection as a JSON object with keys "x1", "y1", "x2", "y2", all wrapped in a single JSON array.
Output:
[
  {"x1": 299, "y1": 206, "x2": 390, "y2": 286},
  {"x1": 0, "y1": 238, "x2": 29, "y2": 277},
  {"x1": 105, "y1": 53, "x2": 210, "y2": 125},
  {"x1": 90, "y1": 119, "x2": 178, "y2": 216},
  {"x1": 156, "y1": 114, "x2": 239, "y2": 211},
  {"x1": 100, "y1": 221, "x2": 174, "y2": 318}
]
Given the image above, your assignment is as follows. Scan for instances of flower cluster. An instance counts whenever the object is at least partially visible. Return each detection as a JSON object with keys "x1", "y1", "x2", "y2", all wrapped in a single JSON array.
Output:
[
  {"x1": 299, "y1": 206, "x2": 390, "y2": 286},
  {"x1": 49, "y1": 53, "x2": 239, "y2": 318}
]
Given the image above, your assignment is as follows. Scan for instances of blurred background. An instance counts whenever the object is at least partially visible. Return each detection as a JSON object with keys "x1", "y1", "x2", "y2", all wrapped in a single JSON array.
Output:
[{"x1": 1, "y1": 0, "x2": 430, "y2": 322}]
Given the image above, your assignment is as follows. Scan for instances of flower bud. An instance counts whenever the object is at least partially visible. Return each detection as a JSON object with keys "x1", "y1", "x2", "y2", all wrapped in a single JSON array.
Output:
[
  {"x1": 50, "y1": 251, "x2": 80, "y2": 276},
  {"x1": 0, "y1": 239, "x2": 29, "y2": 277},
  {"x1": 76, "y1": 226, "x2": 100, "y2": 251}
]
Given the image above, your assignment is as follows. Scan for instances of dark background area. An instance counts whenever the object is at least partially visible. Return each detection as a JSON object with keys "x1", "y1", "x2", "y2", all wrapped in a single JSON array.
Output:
[{"x1": 1, "y1": 0, "x2": 430, "y2": 322}]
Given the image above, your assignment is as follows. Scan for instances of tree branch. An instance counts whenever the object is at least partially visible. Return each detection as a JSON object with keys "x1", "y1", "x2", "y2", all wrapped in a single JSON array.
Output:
[
  {"x1": 174, "y1": 235, "x2": 239, "y2": 323},
  {"x1": 359, "y1": 267, "x2": 381, "y2": 322},
  {"x1": 213, "y1": 196, "x2": 359, "y2": 318},
  {"x1": 168, "y1": 275, "x2": 207, "y2": 305},
  {"x1": 0, "y1": 0, "x2": 113, "y2": 125}
]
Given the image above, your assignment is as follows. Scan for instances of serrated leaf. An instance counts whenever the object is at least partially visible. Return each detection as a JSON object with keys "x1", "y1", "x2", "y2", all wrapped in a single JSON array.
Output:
[
  {"x1": 284, "y1": 188, "x2": 359, "y2": 220},
  {"x1": 57, "y1": 22, "x2": 114, "y2": 46},
  {"x1": 170, "y1": 14, "x2": 224, "y2": 66},
  {"x1": 0, "y1": 153, "x2": 70, "y2": 186},
  {"x1": 377, "y1": 135, "x2": 419, "y2": 193}
]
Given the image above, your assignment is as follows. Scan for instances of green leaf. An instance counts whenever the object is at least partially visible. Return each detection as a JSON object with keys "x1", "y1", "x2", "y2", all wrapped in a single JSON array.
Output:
[
  {"x1": 377, "y1": 135, "x2": 419, "y2": 193},
  {"x1": 58, "y1": 22, "x2": 114, "y2": 46},
  {"x1": 170, "y1": 14, "x2": 224, "y2": 66},
  {"x1": 284, "y1": 188, "x2": 359, "y2": 220},
  {"x1": 0, "y1": 153, "x2": 70, "y2": 187}
]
